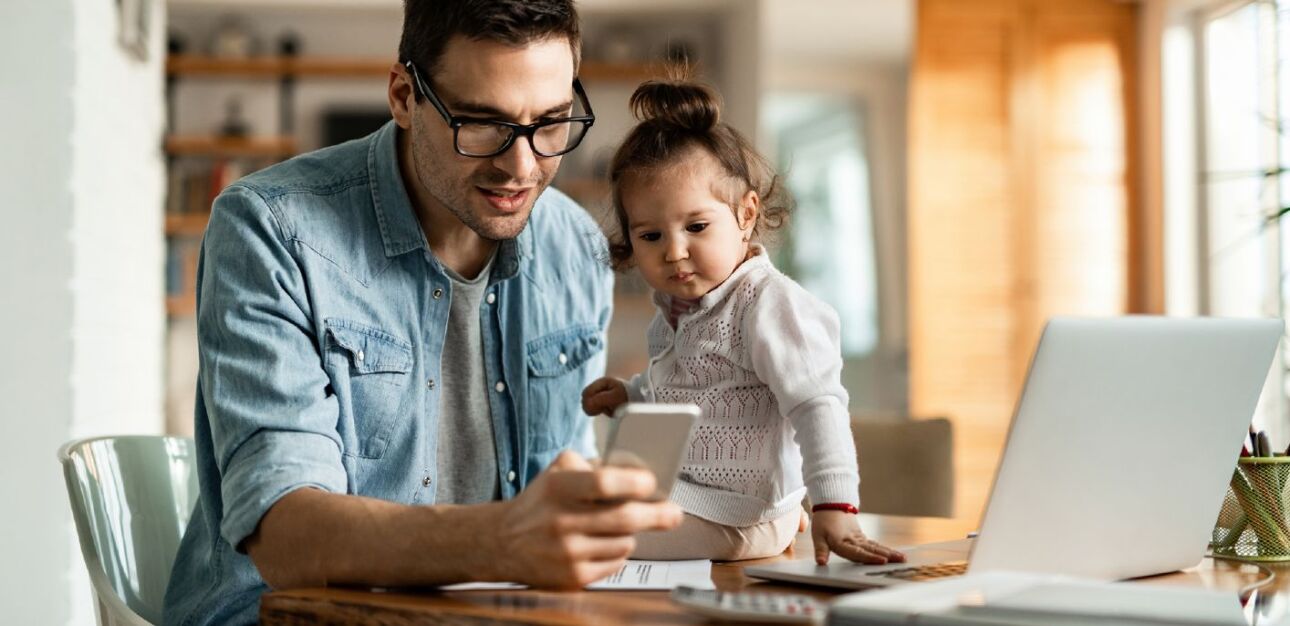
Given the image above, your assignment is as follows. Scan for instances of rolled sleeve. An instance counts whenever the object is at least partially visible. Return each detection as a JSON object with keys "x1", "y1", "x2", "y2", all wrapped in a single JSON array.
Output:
[
  {"x1": 198, "y1": 184, "x2": 348, "y2": 550},
  {"x1": 219, "y1": 430, "x2": 348, "y2": 548}
]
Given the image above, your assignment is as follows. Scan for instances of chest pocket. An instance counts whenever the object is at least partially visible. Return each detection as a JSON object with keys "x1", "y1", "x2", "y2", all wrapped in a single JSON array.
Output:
[
  {"x1": 526, "y1": 324, "x2": 604, "y2": 452},
  {"x1": 324, "y1": 319, "x2": 414, "y2": 459}
]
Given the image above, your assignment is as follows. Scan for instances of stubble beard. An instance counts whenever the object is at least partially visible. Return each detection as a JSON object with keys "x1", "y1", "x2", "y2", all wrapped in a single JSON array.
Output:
[{"x1": 411, "y1": 124, "x2": 552, "y2": 242}]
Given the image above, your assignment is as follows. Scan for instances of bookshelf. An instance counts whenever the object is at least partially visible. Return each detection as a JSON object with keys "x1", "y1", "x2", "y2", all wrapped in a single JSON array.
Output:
[
  {"x1": 164, "y1": 213, "x2": 211, "y2": 237},
  {"x1": 167, "y1": 54, "x2": 393, "y2": 78},
  {"x1": 166, "y1": 294, "x2": 198, "y2": 318},
  {"x1": 167, "y1": 54, "x2": 669, "y2": 82},
  {"x1": 165, "y1": 135, "x2": 297, "y2": 158}
]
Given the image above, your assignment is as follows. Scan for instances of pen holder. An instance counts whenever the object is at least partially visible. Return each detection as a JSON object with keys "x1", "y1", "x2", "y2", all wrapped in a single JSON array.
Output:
[{"x1": 1211, "y1": 457, "x2": 1290, "y2": 561}]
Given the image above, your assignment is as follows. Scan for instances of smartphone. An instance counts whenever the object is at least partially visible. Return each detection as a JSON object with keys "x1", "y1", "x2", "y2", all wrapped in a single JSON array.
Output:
[{"x1": 602, "y1": 403, "x2": 701, "y2": 501}]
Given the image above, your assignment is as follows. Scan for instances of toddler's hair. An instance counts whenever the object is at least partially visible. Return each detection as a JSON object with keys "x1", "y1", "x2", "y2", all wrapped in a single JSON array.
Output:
[{"x1": 606, "y1": 73, "x2": 790, "y2": 270}]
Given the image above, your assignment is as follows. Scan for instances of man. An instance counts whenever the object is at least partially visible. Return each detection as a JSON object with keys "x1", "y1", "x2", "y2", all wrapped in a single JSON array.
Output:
[{"x1": 163, "y1": 2, "x2": 681, "y2": 624}]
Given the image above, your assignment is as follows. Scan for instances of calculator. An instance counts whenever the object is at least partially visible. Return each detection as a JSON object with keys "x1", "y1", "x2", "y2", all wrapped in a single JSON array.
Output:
[{"x1": 670, "y1": 585, "x2": 826, "y2": 624}]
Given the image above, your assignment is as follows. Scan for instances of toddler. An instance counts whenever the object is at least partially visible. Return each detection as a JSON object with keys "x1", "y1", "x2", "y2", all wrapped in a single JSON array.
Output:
[{"x1": 582, "y1": 78, "x2": 906, "y2": 565}]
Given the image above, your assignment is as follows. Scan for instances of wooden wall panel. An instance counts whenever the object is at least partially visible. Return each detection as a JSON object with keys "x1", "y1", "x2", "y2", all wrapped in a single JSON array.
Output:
[{"x1": 909, "y1": 0, "x2": 1139, "y2": 519}]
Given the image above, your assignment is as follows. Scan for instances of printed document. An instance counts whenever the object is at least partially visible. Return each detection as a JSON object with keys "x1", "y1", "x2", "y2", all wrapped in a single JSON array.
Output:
[{"x1": 588, "y1": 559, "x2": 714, "y2": 590}]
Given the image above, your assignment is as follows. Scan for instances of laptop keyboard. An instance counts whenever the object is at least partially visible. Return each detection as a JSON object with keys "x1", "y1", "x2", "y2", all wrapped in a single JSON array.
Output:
[{"x1": 865, "y1": 561, "x2": 968, "y2": 581}]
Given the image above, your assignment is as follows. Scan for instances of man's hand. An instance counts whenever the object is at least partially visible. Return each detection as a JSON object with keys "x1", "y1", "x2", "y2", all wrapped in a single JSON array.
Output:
[
  {"x1": 488, "y1": 451, "x2": 682, "y2": 588},
  {"x1": 581, "y1": 377, "x2": 629, "y2": 417},
  {"x1": 810, "y1": 510, "x2": 907, "y2": 566}
]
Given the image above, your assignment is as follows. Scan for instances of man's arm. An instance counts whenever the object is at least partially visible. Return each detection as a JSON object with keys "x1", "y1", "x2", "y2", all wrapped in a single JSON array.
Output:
[{"x1": 247, "y1": 451, "x2": 681, "y2": 589}]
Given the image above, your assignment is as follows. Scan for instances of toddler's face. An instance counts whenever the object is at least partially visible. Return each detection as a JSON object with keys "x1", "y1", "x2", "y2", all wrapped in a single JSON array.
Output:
[{"x1": 620, "y1": 151, "x2": 755, "y2": 300}]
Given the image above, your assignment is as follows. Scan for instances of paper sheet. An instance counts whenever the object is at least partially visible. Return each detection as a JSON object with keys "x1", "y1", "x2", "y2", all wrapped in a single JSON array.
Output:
[
  {"x1": 439, "y1": 559, "x2": 714, "y2": 592},
  {"x1": 587, "y1": 559, "x2": 714, "y2": 590},
  {"x1": 438, "y1": 581, "x2": 527, "y2": 591}
]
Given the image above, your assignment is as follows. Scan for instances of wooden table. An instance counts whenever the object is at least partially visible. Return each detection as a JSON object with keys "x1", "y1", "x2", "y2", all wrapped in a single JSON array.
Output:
[{"x1": 260, "y1": 514, "x2": 1286, "y2": 625}]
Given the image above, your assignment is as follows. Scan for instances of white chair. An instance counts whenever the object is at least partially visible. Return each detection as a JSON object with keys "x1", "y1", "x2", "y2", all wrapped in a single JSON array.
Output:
[{"x1": 58, "y1": 436, "x2": 198, "y2": 626}]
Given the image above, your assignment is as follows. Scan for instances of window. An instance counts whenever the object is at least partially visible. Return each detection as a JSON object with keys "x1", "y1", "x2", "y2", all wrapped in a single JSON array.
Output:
[
  {"x1": 764, "y1": 94, "x2": 879, "y2": 357},
  {"x1": 1198, "y1": 0, "x2": 1287, "y2": 437},
  {"x1": 763, "y1": 92, "x2": 908, "y2": 414}
]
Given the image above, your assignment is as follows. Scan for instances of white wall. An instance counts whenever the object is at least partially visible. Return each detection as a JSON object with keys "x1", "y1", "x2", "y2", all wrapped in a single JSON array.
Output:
[
  {"x1": 0, "y1": 2, "x2": 77, "y2": 624},
  {"x1": 72, "y1": 0, "x2": 167, "y2": 442},
  {"x1": 0, "y1": 0, "x2": 166, "y2": 623},
  {"x1": 723, "y1": 3, "x2": 763, "y2": 138}
]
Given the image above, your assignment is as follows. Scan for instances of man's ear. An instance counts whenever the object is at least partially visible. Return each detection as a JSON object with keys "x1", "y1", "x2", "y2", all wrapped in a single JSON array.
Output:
[
  {"x1": 388, "y1": 62, "x2": 416, "y2": 130},
  {"x1": 738, "y1": 190, "x2": 761, "y2": 237}
]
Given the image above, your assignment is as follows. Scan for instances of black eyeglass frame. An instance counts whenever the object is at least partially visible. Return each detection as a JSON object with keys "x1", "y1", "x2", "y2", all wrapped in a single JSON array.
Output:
[{"x1": 403, "y1": 59, "x2": 596, "y2": 159}]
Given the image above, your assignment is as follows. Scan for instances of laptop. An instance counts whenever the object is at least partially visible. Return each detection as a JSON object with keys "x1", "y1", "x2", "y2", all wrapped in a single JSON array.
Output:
[{"x1": 747, "y1": 316, "x2": 1282, "y2": 588}]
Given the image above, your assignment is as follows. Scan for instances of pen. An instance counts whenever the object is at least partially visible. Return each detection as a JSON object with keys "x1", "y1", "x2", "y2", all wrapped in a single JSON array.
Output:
[
  {"x1": 1258, "y1": 431, "x2": 1272, "y2": 458},
  {"x1": 1251, "y1": 425, "x2": 1260, "y2": 457}
]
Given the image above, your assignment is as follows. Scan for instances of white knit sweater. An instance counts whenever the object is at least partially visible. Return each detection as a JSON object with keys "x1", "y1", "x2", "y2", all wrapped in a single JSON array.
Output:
[{"x1": 625, "y1": 247, "x2": 860, "y2": 527}]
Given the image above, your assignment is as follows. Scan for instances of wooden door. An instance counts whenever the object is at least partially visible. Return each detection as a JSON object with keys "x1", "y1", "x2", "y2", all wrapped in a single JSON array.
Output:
[{"x1": 908, "y1": 0, "x2": 1144, "y2": 519}]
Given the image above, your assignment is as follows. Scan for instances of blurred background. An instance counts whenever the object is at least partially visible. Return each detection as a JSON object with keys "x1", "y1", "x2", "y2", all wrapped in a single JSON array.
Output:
[{"x1": 3, "y1": 0, "x2": 1286, "y2": 620}]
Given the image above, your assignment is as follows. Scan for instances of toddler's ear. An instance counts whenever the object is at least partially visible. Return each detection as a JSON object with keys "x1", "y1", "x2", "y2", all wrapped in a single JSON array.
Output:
[{"x1": 738, "y1": 190, "x2": 761, "y2": 233}]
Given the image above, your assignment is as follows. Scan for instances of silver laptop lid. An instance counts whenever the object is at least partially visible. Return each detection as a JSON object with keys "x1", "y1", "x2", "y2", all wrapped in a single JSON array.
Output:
[{"x1": 968, "y1": 316, "x2": 1281, "y2": 579}]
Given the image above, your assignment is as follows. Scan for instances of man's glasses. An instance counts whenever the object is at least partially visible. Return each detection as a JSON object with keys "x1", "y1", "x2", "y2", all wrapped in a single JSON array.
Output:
[{"x1": 403, "y1": 60, "x2": 595, "y2": 159}]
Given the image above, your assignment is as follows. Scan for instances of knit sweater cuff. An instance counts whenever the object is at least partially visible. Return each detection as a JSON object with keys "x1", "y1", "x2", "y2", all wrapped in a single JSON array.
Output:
[
  {"x1": 807, "y1": 472, "x2": 861, "y2": 509},
  {"x1": 624, "y1": 373, "x2": 648, "y2": 402}
]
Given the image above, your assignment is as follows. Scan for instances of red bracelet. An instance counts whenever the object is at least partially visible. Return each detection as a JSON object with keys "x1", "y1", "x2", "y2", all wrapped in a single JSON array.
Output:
[{"x1": 811, "y1": 503, "x2": 858, "y2": 514}]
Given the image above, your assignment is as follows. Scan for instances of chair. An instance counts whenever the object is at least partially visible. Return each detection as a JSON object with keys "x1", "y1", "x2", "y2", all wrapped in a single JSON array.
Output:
[
  {"x1": 58, "y1": 436, "x2": 199, "y2": 626},
  {"x1": 853, "y1": 417, "x2": 954, "y2": 517}
]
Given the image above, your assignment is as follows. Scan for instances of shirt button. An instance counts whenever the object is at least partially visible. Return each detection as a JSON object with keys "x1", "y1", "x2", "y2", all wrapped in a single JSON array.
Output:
[
  {"x1": 433, "y1": 288, "x2": 444, "y2": 299},
  {"x1": 558, "y1": 353, "x2": 568, "y2": 365},
  {"x1": 494, "y1": 381, "x2": 506, "y2": 393},
  {"x1": 356, "y1": 350, "x2": 365, "y2": 362},
  {"x1": 486, "y1": 292, "x2": 496, "y2": 305},
  {"x1": 426, "y1": 379, "x2": 436, "y2": 390},
  {"x1": 422, "y1": 476, "x2": 432, "y2": 487},
  {"x1": 507, "y1": 470, "x2": 517, "y2": 483}
]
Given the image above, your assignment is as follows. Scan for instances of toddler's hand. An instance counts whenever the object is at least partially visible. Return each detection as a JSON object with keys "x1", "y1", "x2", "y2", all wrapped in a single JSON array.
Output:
[
  {"x1": 582, "y1": 377, "x2": 629, "y2": 416},
  {"x1": 810, "y1": 510, "x2": 906, "y2": 566}
]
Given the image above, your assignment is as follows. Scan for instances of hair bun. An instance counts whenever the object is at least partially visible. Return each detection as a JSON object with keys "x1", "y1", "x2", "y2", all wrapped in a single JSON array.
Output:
[{"x1": 629, "y1": 78, "x2": 720, "y2": 132}]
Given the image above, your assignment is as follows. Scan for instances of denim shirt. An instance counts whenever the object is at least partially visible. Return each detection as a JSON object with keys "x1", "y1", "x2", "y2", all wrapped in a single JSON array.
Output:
[{"x1": 163, "y1": 121, "x2": 612, "y2": 626}]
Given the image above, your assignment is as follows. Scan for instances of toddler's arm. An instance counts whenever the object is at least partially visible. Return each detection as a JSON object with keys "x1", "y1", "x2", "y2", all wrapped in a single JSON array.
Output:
[{"x1": 743, "y1": 281, "x2": 859, "y2": 509}]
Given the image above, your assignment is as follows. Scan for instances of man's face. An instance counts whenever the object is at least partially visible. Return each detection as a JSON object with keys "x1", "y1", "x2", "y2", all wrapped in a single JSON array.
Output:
[{"x1": 400, "y1": 36, "x2": 575, "y2": 241}]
